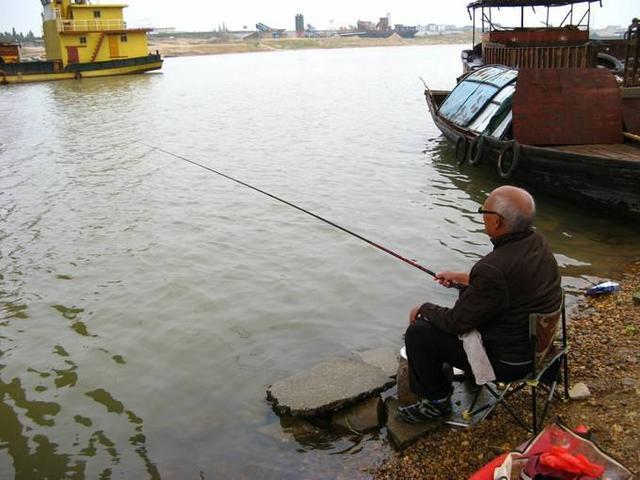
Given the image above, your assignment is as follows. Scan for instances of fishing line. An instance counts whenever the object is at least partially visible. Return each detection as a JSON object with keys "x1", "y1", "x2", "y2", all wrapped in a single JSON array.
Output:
[{"x1": 139, "y1": 141, "x2": 450, "y2": 282}]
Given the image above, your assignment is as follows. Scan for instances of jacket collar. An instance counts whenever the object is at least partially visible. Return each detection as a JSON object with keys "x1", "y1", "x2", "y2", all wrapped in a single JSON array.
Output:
[{"x1": 491, "y1": 229, "x2": 534, "y2": 249}]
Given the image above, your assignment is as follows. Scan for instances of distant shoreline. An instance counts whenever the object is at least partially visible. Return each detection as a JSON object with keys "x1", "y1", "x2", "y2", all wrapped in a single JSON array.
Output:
[
  {"x1": 19, "y1": 33, "x2": 472, "y2": 61},
  {"x1": 148, "y1": 33, "x2": 473, "y2": 58}
]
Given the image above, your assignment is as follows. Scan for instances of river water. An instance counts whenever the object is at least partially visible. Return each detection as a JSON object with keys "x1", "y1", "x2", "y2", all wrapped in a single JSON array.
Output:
[{"x1": 1, "y1": 45, "x2": 639, "y2": 479}]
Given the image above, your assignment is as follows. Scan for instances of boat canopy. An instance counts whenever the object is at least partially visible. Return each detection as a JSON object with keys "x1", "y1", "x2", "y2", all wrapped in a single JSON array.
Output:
[
  {"x1": 466, "y1": 0, "x2": 599, "y2": 8},
  {"x1": 438, "y1": 66, "x2": 517, "y2": 137}
]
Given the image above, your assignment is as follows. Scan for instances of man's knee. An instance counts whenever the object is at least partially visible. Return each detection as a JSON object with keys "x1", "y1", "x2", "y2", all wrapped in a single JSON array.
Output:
[{"x1": 405, "y1": 320, "x2": 440, "y2": 349}]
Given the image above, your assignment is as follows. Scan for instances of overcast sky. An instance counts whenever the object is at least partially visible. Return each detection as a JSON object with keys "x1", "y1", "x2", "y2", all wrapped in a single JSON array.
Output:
[{"x1": 0, "y1": 0, "x2": 635, "y2": 33}]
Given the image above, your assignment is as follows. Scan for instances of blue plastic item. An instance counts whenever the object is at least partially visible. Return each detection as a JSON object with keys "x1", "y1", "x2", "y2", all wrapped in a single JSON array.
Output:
[{"x1": 585, "y1": 281, "x2": 620, "y2": 296}]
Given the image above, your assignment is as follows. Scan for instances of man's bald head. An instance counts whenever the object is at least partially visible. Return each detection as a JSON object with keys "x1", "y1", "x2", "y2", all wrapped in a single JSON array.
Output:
[{"x1": 486, "y1": 186, "x2": 536, "y2": 233}]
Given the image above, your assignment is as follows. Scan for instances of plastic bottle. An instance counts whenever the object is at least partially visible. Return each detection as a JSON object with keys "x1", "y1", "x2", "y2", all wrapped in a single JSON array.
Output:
[{"x1": 585, "y1": 281, "x2": 620, "y2": 296}]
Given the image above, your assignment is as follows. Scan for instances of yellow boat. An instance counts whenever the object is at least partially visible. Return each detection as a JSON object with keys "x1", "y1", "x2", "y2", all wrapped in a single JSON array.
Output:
[{"x1": 0, "y1": 0, "x2": 162, "y2": 85}]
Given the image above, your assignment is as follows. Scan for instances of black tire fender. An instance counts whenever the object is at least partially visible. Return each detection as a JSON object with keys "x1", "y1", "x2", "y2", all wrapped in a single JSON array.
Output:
[
  {"x1": 468, "y1": 135, "x2": 485, "y2": 166},
  {"x1": 497, "y1": 141, "x2": 520, "y2": 179},
  {"x1": 455, "y1": 135, "x2": 468, "y2": 166},
  {"x1": 596, "y1": 52, "x2": 623, "y2": 72}
]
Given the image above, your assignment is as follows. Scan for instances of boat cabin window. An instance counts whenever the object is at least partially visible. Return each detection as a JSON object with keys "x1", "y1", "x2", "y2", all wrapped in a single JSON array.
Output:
[
  {"x1": 93, "y1": 11, "x2": 101, "y2": 18},
  {"x1": 468, "y1": 84, "x2": 515, "y2": 135},
  {"x1": 490, "y1": 111, "x2": 513, "y2": 139},
  {"x1": 439, "y1": 82, "x2": 498, "y2": 126},
  {"x1": 438, "y1": 66, "x2": 517, "y2": 133},
  {"x1": 120, "y1": 35, "x2": 128, "y2": 42},
  {"x1": 79, "y1": 36, "x2": 87, "y2": 44}
]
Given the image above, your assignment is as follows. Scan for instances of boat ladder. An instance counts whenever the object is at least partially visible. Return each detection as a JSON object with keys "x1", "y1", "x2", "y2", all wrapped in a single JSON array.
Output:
[{"x1": 90, "y1": 32, "x2": 106, "y2": 62}]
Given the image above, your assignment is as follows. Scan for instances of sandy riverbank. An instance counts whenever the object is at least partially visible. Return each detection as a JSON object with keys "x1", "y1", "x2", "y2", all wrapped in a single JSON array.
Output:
[
  {"x1": 16, "y1": 33, "x2": 472, "y2": 60},
  {"x1": 17, "y1": 34, "x2": 470, "y2": 61},
  {"x1": 17, "y1": 33, "x2": 471, "y2": 64},
  {"x1": 147, "y1": 33, "x2": 472, "y2": 58},
  {"x1": 370, "y1": 261, "x2": 640, "y2": 478}
]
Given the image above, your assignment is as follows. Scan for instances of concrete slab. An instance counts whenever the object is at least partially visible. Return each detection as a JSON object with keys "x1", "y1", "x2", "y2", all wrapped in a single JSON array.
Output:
[
  {"x1": 385, "y1": 397, "x2": 442, "y2": 450},
  {"x1": 356, "y1": 347, "x2": 399, "y2": 379},
  {"x1": 396, "y1": 357, "x2": 419, "y2": 406},
  {"x1": 332, "y1": 396, "x2": 384, "y2": 433},
  {"x1": 266, "y1": 358, "x2": 395, "y2": 417}
]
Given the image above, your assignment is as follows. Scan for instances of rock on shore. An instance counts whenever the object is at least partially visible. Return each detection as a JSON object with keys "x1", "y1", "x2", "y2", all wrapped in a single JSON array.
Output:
[{"x1": 266, "y1": 351, "x2": 396, "y2": 417}]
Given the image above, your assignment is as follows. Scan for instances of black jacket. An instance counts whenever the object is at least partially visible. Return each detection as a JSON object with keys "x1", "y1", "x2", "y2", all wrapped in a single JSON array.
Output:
[{"x1": 419, "y1": 229, "x2": 562, "y2": 363}]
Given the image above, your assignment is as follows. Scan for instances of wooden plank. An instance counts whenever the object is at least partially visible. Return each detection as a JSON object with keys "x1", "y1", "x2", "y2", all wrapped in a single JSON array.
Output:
[
  {"x1": 623, "y1": 97, "x2": 640, "y2": 135},
  {"x1": 551, "y1": 144, "x2": 640, "y2": 161},
  {"x1": 544, "y1": 48, "x2": 548, "y2": 68}
]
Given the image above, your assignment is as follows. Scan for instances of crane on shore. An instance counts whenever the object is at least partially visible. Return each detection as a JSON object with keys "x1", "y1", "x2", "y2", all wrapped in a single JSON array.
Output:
[{"x1": 256, "y1": 22, "x2": 286, "y2": 38}]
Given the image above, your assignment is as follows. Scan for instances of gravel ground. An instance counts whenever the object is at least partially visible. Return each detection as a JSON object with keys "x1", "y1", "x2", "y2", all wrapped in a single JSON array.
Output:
[{"x1": 369, "y1": 261, "x2": 640, "y2": 479}]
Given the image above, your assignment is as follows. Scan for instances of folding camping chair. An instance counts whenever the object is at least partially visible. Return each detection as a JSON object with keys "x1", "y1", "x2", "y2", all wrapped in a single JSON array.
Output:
[{"x1": 459, "y1": 292, "x2": 569, "y2": 434}]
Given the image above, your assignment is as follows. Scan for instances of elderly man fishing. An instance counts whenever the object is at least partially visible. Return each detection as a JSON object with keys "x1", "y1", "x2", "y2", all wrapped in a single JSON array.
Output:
[{"x1": 397, "y1": 185, "x2": 562, "y2": 424}]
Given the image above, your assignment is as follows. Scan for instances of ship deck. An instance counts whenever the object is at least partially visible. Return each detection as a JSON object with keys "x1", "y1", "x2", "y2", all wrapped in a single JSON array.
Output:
[{"x1": 549, "y1": 143, "x2": 640, "y2": 162}]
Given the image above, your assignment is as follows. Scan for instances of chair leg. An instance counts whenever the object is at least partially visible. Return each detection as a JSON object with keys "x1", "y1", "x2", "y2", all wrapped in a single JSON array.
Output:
[
  {"x1": 533, "y1": 357, "x2": 566, "y2": 433},
  {"x1": 563, "y1": 354, "x2": 570, "y2": 400},
  {"x1": 543, "y1": 358, "x2": 566, "y2": 402},
  {"x1": 465, "y1": 385, "x2": 498, "y2": 421},
  {"x1": 466, "y1": 385, "x2": 482, "y2": 412},
  {"x1": 547, "y1": 356, "x2": 569, "y2": 401},
  {"x1": 532, "y1": 384, "x2": 538, "y2": 435},
  {"x1": 485, "y1": 384, "x2": 532, "y2": 433},
  {"x1": 539, "y1": 378, "x2": 557, "y2": 429}
]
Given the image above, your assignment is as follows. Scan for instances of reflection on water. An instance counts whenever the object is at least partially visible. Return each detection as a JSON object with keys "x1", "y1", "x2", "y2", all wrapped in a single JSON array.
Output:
[
  {"x1": 0, "y1": 302, "x2": 159, "y2": 479},
  {"x1": 1, "y1": 45, "x2": 640, "y2": 479}
]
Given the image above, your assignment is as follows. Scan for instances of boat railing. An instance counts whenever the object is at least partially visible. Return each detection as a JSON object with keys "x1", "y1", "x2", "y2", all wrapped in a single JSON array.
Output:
[
  {"x1": 56, "y1": 19, "x2": 126, "y2": 32},
  {"x1": 483, "y1": 42, "x2": 596, "y2": 69},
  {"x1": 623, "y1": 19, "x2": 639, "y2": 87}
]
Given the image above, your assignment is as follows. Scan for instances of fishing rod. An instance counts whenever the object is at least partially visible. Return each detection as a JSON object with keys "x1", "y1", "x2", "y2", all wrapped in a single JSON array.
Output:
[{"x1": 139, "y1": 141, "x2": 457, "y2": 285}]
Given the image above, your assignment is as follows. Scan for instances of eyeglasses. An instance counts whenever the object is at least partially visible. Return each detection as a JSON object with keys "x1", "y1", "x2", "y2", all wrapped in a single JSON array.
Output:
[{"x1": 477, "y1": 206, "x2": 503, "y2": 218}]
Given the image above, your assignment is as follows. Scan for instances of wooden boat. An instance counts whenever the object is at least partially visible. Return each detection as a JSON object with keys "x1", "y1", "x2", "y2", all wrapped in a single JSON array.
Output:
[
  {"x1": 460, "y1": 0, "x2": 633, "y2": 75},
  {"x1": 424, "y1": 0, "x2": 640, "y2": 220},
  {"x1": 0, "y1": 0, "x2": 162, "y2": 85}
]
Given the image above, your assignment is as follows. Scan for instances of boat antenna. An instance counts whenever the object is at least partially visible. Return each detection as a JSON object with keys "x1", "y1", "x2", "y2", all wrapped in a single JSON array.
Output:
[{"x1": 138, "y1": 142, "x2": 453, "y2": 284}]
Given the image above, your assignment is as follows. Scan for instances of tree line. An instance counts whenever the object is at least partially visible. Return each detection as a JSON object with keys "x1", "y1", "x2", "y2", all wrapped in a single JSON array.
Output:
[{"x1": 0, "y1": 28, "x2": 41, "y2": 43}]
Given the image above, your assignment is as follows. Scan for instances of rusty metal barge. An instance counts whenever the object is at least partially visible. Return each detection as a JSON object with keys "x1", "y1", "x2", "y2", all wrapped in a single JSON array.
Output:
[{"x1": 424, "y1": 0, "x2": 640, "y2": 220}]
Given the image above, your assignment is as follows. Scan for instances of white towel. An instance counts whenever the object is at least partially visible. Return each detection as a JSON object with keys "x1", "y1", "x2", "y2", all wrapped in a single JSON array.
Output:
[{"x1": 459, "y1": 330, "x2": 496, "y2": 385}]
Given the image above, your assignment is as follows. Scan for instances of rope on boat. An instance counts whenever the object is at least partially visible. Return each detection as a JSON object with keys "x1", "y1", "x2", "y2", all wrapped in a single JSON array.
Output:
[{"x1": 138, "y1": 141, "x2": 448, "y2": 281}]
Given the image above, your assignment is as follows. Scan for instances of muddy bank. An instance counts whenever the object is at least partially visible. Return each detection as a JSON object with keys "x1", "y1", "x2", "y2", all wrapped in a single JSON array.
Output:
[{"x1": 370, "y1": 261, "x2": 640, "y2": 479}]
